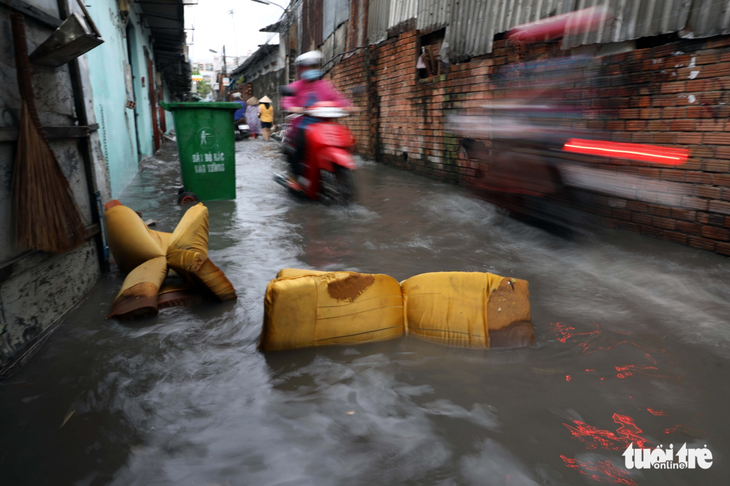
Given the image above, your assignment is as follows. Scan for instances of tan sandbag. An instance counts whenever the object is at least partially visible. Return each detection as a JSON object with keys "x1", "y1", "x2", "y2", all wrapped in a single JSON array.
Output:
[
  {"x1": 166, "y1": 203, "x2": 236, "y2": 301},
  {"x1": 167, "y1": 203, "x2": 209, "y2": 253},
  {"x1": 150, "y1": 230, "x2": 172, "y2": 253},
  {"x1": 401, "y1": 272, "x2": 533, "y2": 349},
  {"x1": 108, "y1": 256, "x2": 168, "y2": 319},
  {"x1": 260, "y1": 271, "x2": 404, "y2": 351},
  {"x1": 157, "y1": 271, "x2": 206, "y2": 309},
  {"x1": 105, "y1": 205, "x2": 165, "y2": 274},
  {"x1": 276, "y1": 268, "x2": 329, "y2": 278}
]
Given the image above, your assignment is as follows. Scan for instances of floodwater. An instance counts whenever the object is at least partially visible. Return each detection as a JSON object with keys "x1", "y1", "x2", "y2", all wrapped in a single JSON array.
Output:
[{"x1": 1, "y1": 140, "x2": 729, "y2": 486}]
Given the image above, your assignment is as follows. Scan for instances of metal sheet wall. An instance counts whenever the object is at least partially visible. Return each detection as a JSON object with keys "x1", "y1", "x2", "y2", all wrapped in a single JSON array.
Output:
[
  {"x1": 389, "y1": 0, "x2": 418, "y2": 29},
  {"x1": 685, "y1": 0, "x2": 730, "y2": 38},
  {"x1": 368, "y1": 0, "x2": 391, "y2": 44},
  {"x1": 368, "y1": 0, "x2": 728, "y2": 56},
  {"x1": 445, "y1": 0, "x2": 576, "y2": 61},
  {"x1": 417, "y1": 0, "x2": 451, "y2": 33},
  {"x1": 323, "y1": 0, "x2": 351, "y2": 41},
  {"x1": 562, "y1": 0, "x2": 692, "y2": 49},
  {"x1": 301, "y1": 0, "x2": 324, "y2": 52}
]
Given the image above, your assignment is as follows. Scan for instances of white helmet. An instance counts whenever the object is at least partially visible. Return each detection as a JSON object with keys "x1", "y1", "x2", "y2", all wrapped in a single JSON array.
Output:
[{"x1": 295, "y1": 50, "x2": 323, "y2": 67}]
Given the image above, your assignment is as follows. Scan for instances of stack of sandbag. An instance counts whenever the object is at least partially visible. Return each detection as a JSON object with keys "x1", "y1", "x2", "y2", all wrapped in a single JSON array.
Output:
[
  {"x1": 260, "y1": 269, "x2": 533, "y2": 351},
  {"x1": 105, "y1": 201, "x2": 236, "y2": 320}
]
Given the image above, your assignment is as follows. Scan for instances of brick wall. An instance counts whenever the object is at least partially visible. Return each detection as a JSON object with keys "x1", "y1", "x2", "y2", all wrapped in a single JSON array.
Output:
[{"x1": 325, "y1": 32, "x2": 730, "y2": 256}]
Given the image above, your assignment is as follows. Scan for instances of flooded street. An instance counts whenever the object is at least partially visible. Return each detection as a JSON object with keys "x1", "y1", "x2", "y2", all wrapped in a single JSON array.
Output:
[{"x1": 1, "y1": 139, "x2": 729, "y2": 486}]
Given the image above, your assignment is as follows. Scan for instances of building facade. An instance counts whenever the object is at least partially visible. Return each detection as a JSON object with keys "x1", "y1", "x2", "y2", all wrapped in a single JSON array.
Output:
[{"x1": 0, "y1": 0, "x2": 190, "y2": 376}]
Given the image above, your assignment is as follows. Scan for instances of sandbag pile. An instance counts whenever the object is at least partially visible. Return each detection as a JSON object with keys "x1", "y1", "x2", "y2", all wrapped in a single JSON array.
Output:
[
  {"x1": 105, "y1": 200, "x2": 236, "y2": 320},
  {"x1": 260, "y1": 269, "x2": 533, "y2": 351}
]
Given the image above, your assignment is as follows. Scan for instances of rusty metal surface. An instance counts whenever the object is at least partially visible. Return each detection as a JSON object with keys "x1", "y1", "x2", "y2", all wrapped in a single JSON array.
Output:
[
  {"x1": 301, "y1": 0, "x2": 324, "y2": 51},
  {"x1": 347, "y1": 0, "x2": 367, "y2": 49}
]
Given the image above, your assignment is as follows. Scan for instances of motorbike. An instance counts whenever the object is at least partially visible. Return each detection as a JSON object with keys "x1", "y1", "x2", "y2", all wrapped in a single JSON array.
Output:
[{"x1": 274, "y1": 101, "x2": 357, "y2": 204}]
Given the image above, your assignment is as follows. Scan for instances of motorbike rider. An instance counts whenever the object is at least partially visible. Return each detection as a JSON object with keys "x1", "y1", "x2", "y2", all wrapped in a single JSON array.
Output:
[{"x1": 281, "y1": 50, "x2": 351, "y2": 183}]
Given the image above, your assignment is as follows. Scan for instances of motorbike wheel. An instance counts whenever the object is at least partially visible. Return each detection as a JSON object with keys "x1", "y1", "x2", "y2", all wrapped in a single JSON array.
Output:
[
  {"x1": 320, "y1": 166, "x2": 355, "y2": 205},
  {"x1": 177, "y1": 191, "x2": 200, "y2": 205}
]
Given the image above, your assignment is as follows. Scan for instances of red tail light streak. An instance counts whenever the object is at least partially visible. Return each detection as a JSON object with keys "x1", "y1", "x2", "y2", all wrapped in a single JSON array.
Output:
[
  {"x1": 563, "y1": 139, "x2": 689, "y2": 165},
  {"x1": 561, "y1": 456, "x2": 638, "y2": 486},
  {"x1": 564, "y1": 413, "x2": 650, "y2": 451}
]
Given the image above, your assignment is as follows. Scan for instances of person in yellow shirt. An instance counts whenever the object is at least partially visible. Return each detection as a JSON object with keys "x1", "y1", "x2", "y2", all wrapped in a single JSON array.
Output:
[{"x1": 258, "y1": 96, "x2": 274, "y2": 141}]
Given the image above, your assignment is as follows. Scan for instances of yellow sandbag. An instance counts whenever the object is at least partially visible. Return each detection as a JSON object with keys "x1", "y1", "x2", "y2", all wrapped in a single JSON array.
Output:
[
  {"x1": 150, "y1": 230, "x2": 172, "y2": 253},
  {"x1": 401, "y1": 272, "x2": 533, "y2": 349},
  {"x1": 157, "y1": 272, "x2": 206, "y2": 309},
  {"x1": 276, "y1": 268, "x2": 329, "y2": 278},
  {"x1": 108, "y1": 256, "x2": 168, "y2": 319},
  {"x1": 167, "y1": 203, "x2": 209, "y2": 253},
  {"x1": 105, "y1": 205, "x2": 165, "y2": 274},
  {"x1": 260, "y1": 271, "x2": 404, "y2": 351},
  {"x1": 166, "y1": 203, "x2": 236, "y2": 301}
]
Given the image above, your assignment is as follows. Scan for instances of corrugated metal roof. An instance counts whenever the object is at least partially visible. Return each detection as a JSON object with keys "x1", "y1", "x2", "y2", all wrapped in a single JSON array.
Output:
[
  {"x1": 417, "y1": 0, "x2": 451, "y2": 33},
  {"x1": 562, "y1": 0, "x2": 692, "y2": 49},
  {"x1": 388, "y1": 0, "x2": 418, "y2": 29},
  {"x1": 368, "y1": 0, "x2": 391, "y2": 44},
  {"x1": 444, "y1": 0, "x2": 578, "y2": 61},
  {"x1": 366, "y1": 0, "x2": 728, "y2": 58},
  {"x1": 684, "y1": 0, "x2": 730, "y2": 38}
]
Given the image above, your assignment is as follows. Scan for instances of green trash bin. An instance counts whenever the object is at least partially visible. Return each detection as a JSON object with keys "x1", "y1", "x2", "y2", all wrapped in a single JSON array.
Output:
[{"x1": 161, "y1": 102, "x2": 240, "y2": 201}]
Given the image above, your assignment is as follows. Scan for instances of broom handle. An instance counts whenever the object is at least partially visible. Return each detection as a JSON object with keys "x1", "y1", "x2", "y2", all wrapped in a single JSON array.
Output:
[{"x1": 10, "y1": 9, "x2": 47, "y2": 141}]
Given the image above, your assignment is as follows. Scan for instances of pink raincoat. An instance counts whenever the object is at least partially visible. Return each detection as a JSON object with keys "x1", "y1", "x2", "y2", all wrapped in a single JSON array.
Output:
[{"x1": 281, "y1": 79, "x2": 351, "y2": 111}]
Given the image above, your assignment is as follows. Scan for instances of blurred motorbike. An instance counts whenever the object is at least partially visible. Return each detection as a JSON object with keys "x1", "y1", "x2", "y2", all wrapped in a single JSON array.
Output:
[{"x1": 448, "y1": 56, "x2": 687, "y2": 234}]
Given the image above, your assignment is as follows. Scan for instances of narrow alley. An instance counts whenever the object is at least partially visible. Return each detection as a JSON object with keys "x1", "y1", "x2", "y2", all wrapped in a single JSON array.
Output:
[{"x1": 0, "y1": 139, "x2": 728, "y2": 485}]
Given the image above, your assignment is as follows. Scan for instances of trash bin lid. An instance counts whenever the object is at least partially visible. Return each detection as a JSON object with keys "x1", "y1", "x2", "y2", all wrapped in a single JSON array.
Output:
[{"x1": 161, "y1": 101, "x2": 241, "y2": 111}]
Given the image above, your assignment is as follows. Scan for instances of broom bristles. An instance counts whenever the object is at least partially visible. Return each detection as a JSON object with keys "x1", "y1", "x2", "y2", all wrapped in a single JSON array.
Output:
[{"x1": 12, "y1": 101, "x2": 87, "y2": 253}]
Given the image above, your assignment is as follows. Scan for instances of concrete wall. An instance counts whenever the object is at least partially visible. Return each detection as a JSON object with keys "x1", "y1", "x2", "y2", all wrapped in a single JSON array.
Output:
[
  {"x1": 0, "y1": 2, "x2": 105, "y2": 373},
  {"x1": 250, "y1": 69, "x2": 288, "y2": 125},
  {"x1": 85, "y1": 0, "x2": 157, "y2": 198}
]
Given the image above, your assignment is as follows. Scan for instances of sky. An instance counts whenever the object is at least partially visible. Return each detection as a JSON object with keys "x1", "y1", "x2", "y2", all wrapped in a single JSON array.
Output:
[{"x1": 184, "y1": 0, "x2": 290, "y2": 62}]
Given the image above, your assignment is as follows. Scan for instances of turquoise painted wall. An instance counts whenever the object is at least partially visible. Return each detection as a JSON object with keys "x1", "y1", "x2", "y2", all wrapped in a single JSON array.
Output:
[
  {"x1": 163, "y1": 84, "x2": 176, "y2": 135},
  {"x1": 86, "y1": 1, "x2": 158, "y2": 198},
  {"x1": 127, "y1": 18, "x2": 155, "y2": 158}
]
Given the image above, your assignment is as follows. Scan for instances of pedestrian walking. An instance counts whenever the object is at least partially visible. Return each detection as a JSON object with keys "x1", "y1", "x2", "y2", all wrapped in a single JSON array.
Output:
[
  {"x1": 246, "y1": 96, "x2": 261, "y2": 139},
  {"x1": 258, "y1": 96, "x2": 274, "y2": 141}
]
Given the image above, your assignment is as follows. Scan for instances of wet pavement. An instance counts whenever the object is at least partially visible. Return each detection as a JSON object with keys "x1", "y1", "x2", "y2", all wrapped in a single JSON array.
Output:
[{"x1": 1, "y1": 138, "x2": 729, "y2": 486}]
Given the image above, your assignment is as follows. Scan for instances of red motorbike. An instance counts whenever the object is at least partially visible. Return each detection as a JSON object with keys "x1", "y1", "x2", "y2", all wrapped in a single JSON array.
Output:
[{"x1": 274, "y1": 101, "x2": 357, "y2": 204}]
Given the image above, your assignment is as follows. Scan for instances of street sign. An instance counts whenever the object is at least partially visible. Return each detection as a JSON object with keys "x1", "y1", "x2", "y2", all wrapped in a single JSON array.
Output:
[{"x1": 223, "y1": 77, "x2": 230, "y2": 87}]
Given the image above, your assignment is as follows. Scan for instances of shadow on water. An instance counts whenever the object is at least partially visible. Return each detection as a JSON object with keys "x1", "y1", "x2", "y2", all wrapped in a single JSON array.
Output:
[{"x1": 0, "y1": 141, "x2": 729, "y2": 485}]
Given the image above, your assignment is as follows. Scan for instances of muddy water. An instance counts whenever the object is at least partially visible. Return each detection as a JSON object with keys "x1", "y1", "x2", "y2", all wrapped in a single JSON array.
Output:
[{"x1": 1, "y1": 141, "x2": 729, "y2": 486}]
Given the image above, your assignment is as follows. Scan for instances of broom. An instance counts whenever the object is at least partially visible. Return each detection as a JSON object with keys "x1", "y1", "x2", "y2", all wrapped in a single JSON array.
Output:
[{"x1": 10, "y1": 9, "x2": 86, "y2": 253}]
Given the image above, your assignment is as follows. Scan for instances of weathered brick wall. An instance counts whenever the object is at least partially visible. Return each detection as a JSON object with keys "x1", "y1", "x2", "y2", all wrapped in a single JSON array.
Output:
[
  {"x1": 589, "y1": 38, "x2": 730, "y2": 255},
  {"x1": 326, "y1": 51, "x2": 370, "y2": 154},
  {"x1": 326, "y1": 30, "x2": 730, "y2": 256}
]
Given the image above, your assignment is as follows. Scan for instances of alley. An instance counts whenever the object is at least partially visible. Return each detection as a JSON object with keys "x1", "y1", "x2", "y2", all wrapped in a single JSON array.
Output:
[{"x1": 1, "y1": 139, "x2": 729, "y2": 485}]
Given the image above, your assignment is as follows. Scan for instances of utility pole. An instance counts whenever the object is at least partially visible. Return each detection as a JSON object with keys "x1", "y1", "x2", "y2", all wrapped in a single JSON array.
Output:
[{"x1": 222, "y1": 45, "x2": 227, "y2": 100}]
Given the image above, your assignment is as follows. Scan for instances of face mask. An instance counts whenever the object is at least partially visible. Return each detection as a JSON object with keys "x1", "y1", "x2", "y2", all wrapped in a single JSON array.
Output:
[{"x1": 302, "y1": 69, "x2": 322, "y2": 81}]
